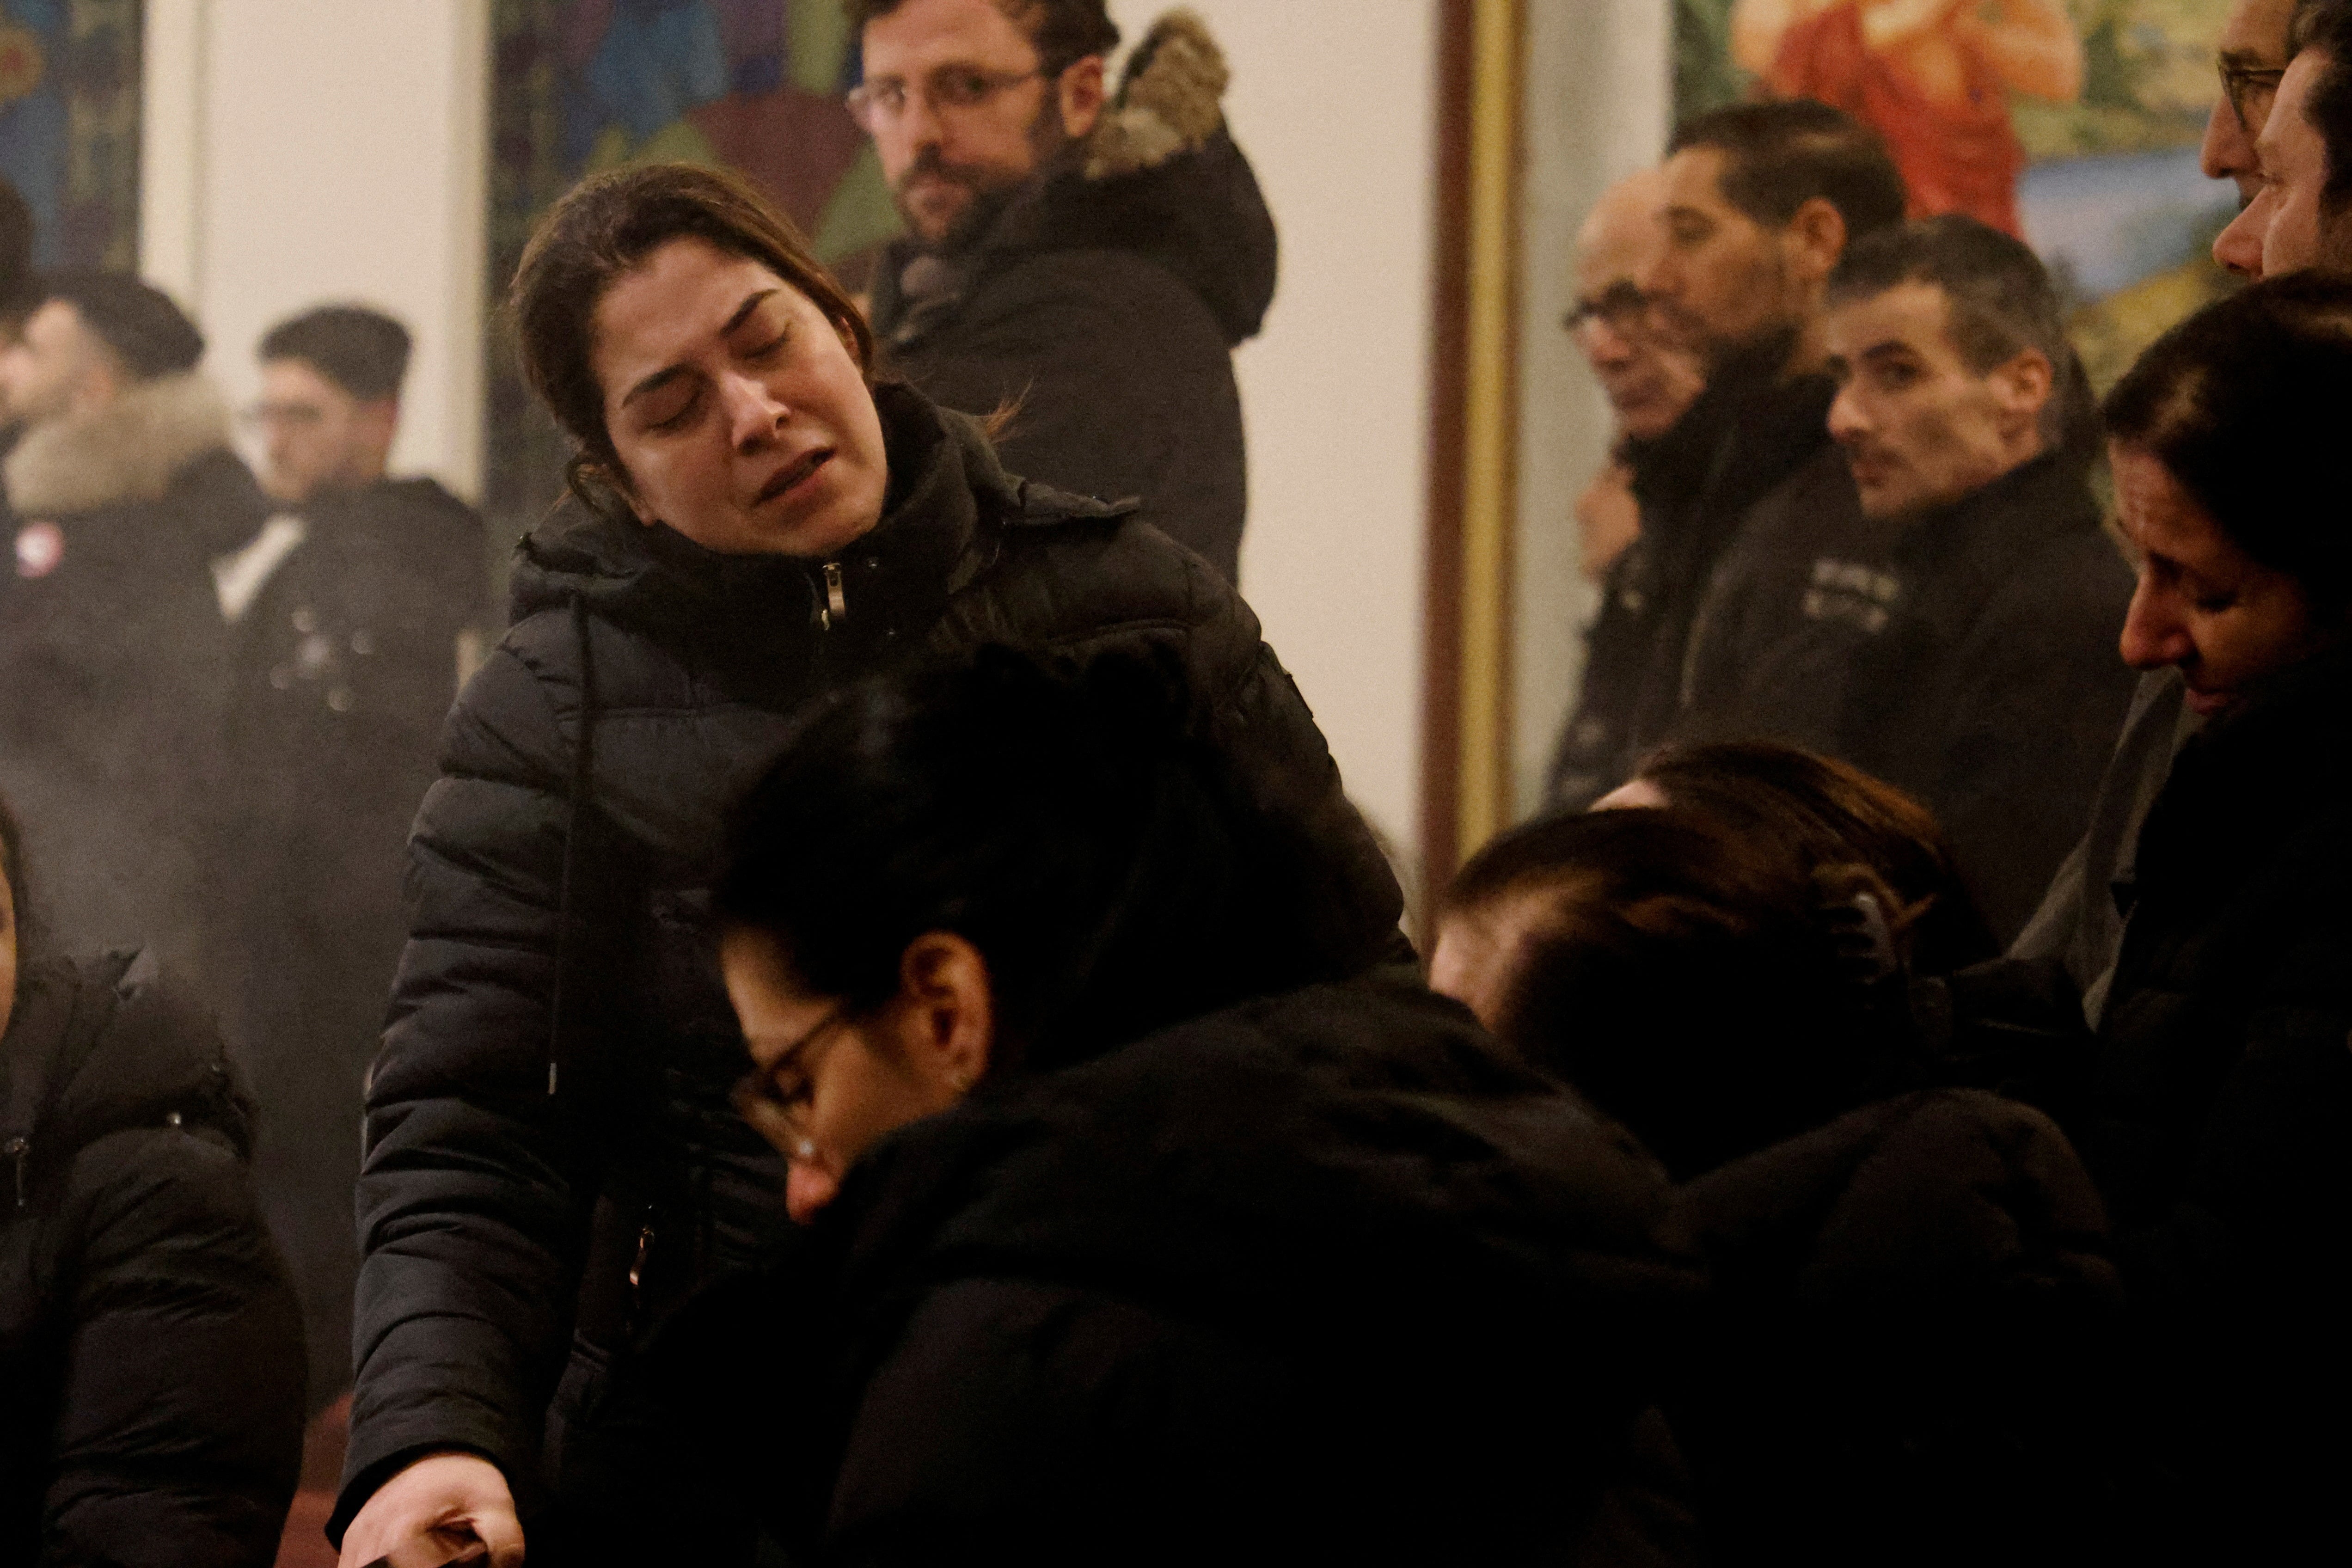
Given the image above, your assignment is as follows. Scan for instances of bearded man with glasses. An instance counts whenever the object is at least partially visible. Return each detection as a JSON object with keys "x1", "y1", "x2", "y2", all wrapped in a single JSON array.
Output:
[{"x1": 849, "y1": 0, "x2": 1274, "y2": 583}]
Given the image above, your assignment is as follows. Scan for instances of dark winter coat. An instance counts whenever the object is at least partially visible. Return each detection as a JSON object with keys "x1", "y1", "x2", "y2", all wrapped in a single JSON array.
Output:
[
  {"x1": 645, "y1": 978, "x2": 1704, "y2": 1567},
  {"x1": 0, "y1": 949, "x2": 306, "y2": 1567},
  {"x1": 1667, "y1": 439, "x2": 1885, "y2": 756},
  {"x1": 1833, "y1": 452, "x2": 2137, "y2": 942},
  {"x1": 2069, "y1": 643, "x2": 2352, "y2": 1552},
  {"x1": 1667, "y1": 1088, "x2": 2121, "y2": 1567},
  {"x1": 1548, "y1": 342, "x2": 1841, "y2": 808},
  {"x1": 220, "y1": 475, "x2": 491, "y2": 1414},
  {"x1": 0, "y1": 374, "x2": 269, "y2": 980},
  {"x1": 867, "y1": 14, "x2": 1275, "y2": 583},
  {"x1": 333, "y1": 383, "x2": 1402, "y2": 1546}
]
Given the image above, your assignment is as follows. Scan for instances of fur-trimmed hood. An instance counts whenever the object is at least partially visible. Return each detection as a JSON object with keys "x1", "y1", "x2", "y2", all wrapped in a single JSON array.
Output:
[
  {"x1": 5, "y1": 372, "x2": 235, "y2": 519},
  {"x1": 1083, "y1": 8, "x2": 1231, "y2": 181}
]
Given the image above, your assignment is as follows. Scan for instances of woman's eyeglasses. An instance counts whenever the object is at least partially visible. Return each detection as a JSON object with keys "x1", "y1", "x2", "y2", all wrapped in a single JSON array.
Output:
[{"x1": 731, "y1": 1005, "x2": 851, "y2": 1161}]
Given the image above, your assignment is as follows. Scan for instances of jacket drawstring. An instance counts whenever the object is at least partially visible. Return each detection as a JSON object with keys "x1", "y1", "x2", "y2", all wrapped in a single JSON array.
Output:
[{"x1": 546, "y1": 596, "x2": 600, "y2": 1098}]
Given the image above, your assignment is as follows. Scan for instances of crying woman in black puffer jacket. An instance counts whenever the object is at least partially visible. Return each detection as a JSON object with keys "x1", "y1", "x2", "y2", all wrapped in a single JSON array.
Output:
[{"x1": 1433, "y1": 803, "x2": 2125, "y2": 1568}]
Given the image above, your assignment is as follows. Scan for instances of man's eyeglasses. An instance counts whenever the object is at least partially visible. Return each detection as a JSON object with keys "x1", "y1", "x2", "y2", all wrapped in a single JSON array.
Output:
[
  {"x1": 1564, "y1": 281, "x2": 1654, "y2": 341},
  {"x1": 2221, "y1": 62, "x2": 2286, "y2": 133},
  {"x1": 730, "y1": 1006, "x2": 851, "y2": 1160},
  {"x1": 847, "y1": 67, "x2": 1044, "y2": 133}
]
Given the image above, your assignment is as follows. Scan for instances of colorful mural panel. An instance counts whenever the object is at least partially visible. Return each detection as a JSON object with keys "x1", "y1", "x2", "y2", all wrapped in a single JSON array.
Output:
[
  {"x1": 0, "y1": 0, "x2": 142, "y2": 273},
  {"x1": 485, "y1": 0, "x2": 902, "y2": 540},
  {"x1": 1677, "y1": 0, "x2": 2236, "y2": 391}
]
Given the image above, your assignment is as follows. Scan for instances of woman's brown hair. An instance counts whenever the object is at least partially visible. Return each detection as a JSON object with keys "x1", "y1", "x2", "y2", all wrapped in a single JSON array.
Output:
[{"x1": 509, "y1": 163, "x2": 875, "y2": 494}]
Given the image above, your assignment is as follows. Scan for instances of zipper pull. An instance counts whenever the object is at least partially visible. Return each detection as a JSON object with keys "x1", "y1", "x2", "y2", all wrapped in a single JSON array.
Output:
[{"x1": 819, "y1": 561, "x2": 847, "y2": 629}]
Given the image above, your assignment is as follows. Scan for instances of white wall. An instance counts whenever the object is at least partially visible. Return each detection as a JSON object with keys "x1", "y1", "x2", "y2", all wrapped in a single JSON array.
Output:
[
  {"x1": 1108, "y1": 0, "x2": 1435, "y2": 858},
  {"x1": 141, "y1": 0, "x2": 489, "y2": 501}
]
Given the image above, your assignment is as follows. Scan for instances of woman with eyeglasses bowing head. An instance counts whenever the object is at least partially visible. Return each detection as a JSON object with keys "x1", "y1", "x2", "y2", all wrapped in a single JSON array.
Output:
[
  {"x1": 697, "y1": 648, "x2": 1694, "y2": 1565},
  {"x1": 331, "y1": 163, "x2": 1401, "y2": 1568}
]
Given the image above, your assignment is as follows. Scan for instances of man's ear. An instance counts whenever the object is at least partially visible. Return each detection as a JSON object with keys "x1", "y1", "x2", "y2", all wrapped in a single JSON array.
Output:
[
  {"x1": 1782, "y1": 196, "x2": 1851, "y2": 289},
  {"x1": 357, "y1": 395, "x2": 401, "y2": 459},
  {"x1": 1057, "y1": 54, "x2": 1108, "y2": 141},
  {"x1": 893, "y1": 931, "x2": 996, "y2": 1095},
  {"x1": 1991, "y1": 347, "x2": 2055, "y2": 441}
]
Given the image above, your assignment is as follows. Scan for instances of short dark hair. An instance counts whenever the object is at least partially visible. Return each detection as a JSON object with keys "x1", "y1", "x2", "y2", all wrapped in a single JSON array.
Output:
[
  {"x1": 1440, "y1": 808, "x2": 1909, "y2": 1180},
  {"x1": 260, "y1": 304, "x2": 413, "y2": 401},
  {"x1": 35, "y1": 271, "x2": 204, "y2": 380},
  {"x1": 1668, "y1": 99, "x2": 1908, "y2": 243},
  {"x1": 717, "y1": 647, "x2": 1333, "y2": 1079},
  {"x1": 2102, "y1": 270, "x2": 2352, "y2": 612},
  {"x1": 845, "y1": 0, "x2": 1120, "y2": 76},
  {"x1": 1828, "y1": 214, "x2": 2098, "y2": 456},
  {"x1": 1633, "y1": 740, "x2": 1998, "y2": 974},
  {"x1": 2292, "y1": 0, "x2": 2352, "y2": 214}
]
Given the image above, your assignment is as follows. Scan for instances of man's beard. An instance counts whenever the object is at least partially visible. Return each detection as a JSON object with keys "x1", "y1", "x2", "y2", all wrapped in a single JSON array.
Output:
[{"x1": 894, "y1": 99, "x2": 1074, "y2": 255}]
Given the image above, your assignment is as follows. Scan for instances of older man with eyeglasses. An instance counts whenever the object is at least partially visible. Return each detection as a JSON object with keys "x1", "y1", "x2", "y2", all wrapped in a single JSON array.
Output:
[
  {"x1": 850, "y1": 0, "x2": 1273, "y2": 582},
  {"x1": 2203, "y1": 0, "x2": 2304, "y2": 234}
]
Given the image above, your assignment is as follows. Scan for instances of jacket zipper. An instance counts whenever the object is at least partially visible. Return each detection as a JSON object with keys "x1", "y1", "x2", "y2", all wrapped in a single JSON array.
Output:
[
  {"x1": 4, "y1": 1136, "x2": 26, "y2": 1210},
  {"x1": 818, "y1": 561, "x2": 847, "y2": 629}
]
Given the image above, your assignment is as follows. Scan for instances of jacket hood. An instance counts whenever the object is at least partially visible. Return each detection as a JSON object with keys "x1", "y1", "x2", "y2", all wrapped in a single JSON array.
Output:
[
  {"x1": 2, "y1": 951, "x2": 252, "y2": 1194},
  {"x1": 823, "y1": 978, "x2": 1699, "y2": 1379},
  {"x1": 881, "y1": 10, "x2": 1278, "y2": 348},
  {"x1": 508, "y1": 382, "x2": 1007, "y2": 638},
  {"x1": 4, "y1": 373, "x2": 237, "y2": 520}
]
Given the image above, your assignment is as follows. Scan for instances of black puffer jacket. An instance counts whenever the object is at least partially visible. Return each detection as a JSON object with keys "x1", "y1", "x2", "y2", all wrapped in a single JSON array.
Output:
[
  {"x1": 1548, "y1": 342, "x2": 1839, "y2": 808},
  {"x1": 651, "y1": 979, "x2": 1703, "y2": 1566},
  {"x1": 868, "y1": 13, "x2": 1275, "y2": 582},
  {"x1": 0, "y1": 950, "x2": 306, "y2": 1567},
  {"x1": 336, "y1": 384, "x2": 1400, "y2": 1540},
  {"x1": 2068, "y1": 644, "x2": 2352, "y2": 1553},
  {"x1": 1667, "y1": 1088, "x2": 2121, "y2": 1566}
]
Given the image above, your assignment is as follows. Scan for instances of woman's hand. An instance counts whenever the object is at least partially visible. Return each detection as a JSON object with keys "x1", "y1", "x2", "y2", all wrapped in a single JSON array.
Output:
[{"x1": 337, "y1": 1451, "x2": 523, "y2": 1568}]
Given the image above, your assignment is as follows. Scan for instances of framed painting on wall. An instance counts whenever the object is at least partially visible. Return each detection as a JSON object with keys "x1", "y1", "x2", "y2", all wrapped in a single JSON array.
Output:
[
  {"x1": 484, "y1": 0, "x2": 904, "y2": 544},
  {"x1": 0, "y1": 0, "x2": 142, "y2": 272},
  {"x1": 1676, "y1": 0, "x2": 2239, "y2": 390}
]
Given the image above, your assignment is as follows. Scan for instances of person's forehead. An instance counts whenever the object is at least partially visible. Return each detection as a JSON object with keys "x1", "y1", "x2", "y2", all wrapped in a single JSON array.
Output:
[
  {"x1": 595, "y1": 239, "x2": 791, "y2": 385},
  {"x1": 1662, "y1": 146, "x2": 1745, "y2": 220},
  {"x1": 861, "y1": 0, "x2": 1037, "y2": 71},
  {"x1": 2268, "y1": 48, "x2": 2329, "y2": 163},
  {"x1": 2112, "y1": 445, "x2": 2219, "y2": 550},
  {"x1": 1825, "y1": 280, "x2": 1956, "y2": 358},
  {"x1": 24, "y1": 298, "x2": 86, "y2": 351},
  {"x1": 2220, "y1": 0, "x2": 2299, "y2": 60},
  {"x1": 260, "y1": 357, "x2": 348, "y2": 404}
]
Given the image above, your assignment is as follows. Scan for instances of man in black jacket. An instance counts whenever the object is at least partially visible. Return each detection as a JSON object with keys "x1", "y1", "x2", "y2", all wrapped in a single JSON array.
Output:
[
  {"x1": 851, "y1": 0, "x2": 1271, "y2": 582},
  {"x1": 217, "y1": 303, "x2": 490, "y2": 1421},
  {"x1": 0, "y1": 274, "x2": 267, "y2": 980},
  {"x1": 1817, "y1": 218, "x2": 2135, "y2": 941},
  {"x1": 1549, "y1": 101, "x2": 1905, "y2": 807}
]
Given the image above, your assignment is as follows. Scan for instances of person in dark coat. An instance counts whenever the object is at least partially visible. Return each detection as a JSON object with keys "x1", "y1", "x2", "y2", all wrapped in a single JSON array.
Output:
[
  {"x1": 1549, "y1": 101, "x2": 1907, "y2": 808},
  {"x1": 0, "y1": 273, "x2": 268, "y2": 984},
  {"x1": 1811, "y1": 217, "x2": 2137, "y2": 941},
  {"x1": 331, "y1": 165, "x2": 1401, "y2": 1568},
  {"x1": 0, "y1": 791, "x2": 306, "y2": 1566},
  {"x1": 212, "y1": 303, "x2": 490, "y2": 1424},
  {"x1": 682, "y1": 648, "x2": 1702, "y2": 1566},
  {"x1": 1433, "y1": 808, "x2": 2123, "y2": 1566},
  {"x1": 852, "y1": 2, "x2": 1272, "y2": 582},
  {"x1": 1933, "y1": 275, "x2": 2352, "y2": 1559}
]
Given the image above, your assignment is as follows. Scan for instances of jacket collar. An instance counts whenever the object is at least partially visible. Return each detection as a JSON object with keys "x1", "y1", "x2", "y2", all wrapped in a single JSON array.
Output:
[
  {"x1": 1881, "y1": 449, "x2": 2104, "y2": 641},
  {"x1": 3, "y1": 373, "x2": 234, "y2": 519}
]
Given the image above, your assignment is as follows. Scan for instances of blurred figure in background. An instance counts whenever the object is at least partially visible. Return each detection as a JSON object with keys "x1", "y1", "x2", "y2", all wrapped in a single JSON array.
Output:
[
  {"x1": 1562, "y1": 167, "x2": 1708, "y2": 587},
  {"x1": 1815, "y1": 216, "x2": 2133, "y2": 941},
  {"x1": 1432, "y1": 807, "x2": 2120, "y2": 1567},
  {"x1": 216, "y1": 303, "x2": 489, "y2": 1422},
  {"x1": 0, "y1": 787, "x2": 306, "y2": 1567},
  {"x1": 2214, "y1": 0, "x2": 2352, "y2": 278},
  {"x1": 853, "y1": 1, "x2": 1272, "y2": 582},
  {"x1": 1551, "y1": 100, "x2": 1906, "y2": 808},
  {"x1": 0, "y1": 273, "x2": 267, "y2": 982}
]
